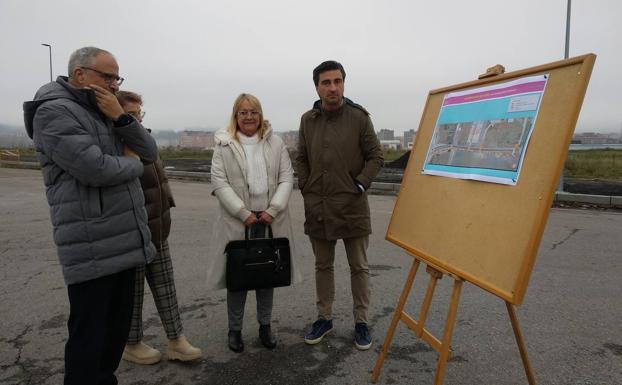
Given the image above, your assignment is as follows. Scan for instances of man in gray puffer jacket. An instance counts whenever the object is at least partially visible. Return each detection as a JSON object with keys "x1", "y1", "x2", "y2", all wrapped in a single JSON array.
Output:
[{"x1": 23, "y1": 46, "x2": 157, "y2": 385}]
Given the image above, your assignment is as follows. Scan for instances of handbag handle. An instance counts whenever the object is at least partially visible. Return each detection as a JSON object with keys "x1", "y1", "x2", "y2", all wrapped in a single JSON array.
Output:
[
  {"x1": 244, "y1": 222, "x2": 275, "y2": 240},
  {"x1": 244, "y1": 223, "x2": 283, "y2": 272}
]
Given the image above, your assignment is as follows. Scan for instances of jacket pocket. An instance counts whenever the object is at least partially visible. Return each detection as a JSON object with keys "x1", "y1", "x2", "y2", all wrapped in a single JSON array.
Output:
[
  {"x1": 349, "y1": 171, "x2": 363, "y2": 193},
  {"x1": 301, "y1": 173, "x2": 320, "y2": 194}
]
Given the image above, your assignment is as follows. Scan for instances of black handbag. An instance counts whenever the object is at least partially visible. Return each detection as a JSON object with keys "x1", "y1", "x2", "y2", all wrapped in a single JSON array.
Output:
[{"x1": 225, "y1": 224, "x2": 291, "y2": 291}]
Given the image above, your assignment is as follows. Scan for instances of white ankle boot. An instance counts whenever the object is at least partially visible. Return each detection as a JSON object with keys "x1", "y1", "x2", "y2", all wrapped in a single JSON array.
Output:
[
  {"x1": 167, "y1": 335, "x2": 202, "y2": 361},
  {"x1": 122, "y1": 341, "x2": 161, "y2": 365}
]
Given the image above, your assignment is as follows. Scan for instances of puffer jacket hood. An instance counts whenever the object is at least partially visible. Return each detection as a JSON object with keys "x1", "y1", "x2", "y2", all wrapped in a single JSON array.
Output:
[{"x1": 23, "y1": 76, "x2": 101, "y2": 139}]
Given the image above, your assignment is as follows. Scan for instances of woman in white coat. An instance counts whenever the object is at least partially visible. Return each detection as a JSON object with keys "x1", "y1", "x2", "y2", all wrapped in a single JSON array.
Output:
[{"x1": 207, "y1": 93, "x2": 301, "y2": 353}]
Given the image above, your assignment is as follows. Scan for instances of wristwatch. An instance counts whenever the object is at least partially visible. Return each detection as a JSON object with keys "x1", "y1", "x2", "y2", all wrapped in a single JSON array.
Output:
[{"x1": 113, "y1": 113, "x2": 134, "y2": 127}]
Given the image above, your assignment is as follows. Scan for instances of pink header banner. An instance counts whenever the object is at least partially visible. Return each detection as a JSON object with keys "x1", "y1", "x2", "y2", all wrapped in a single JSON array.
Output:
[{"x1": 443, "y1": 80, "x2": 547, "y2": 107}]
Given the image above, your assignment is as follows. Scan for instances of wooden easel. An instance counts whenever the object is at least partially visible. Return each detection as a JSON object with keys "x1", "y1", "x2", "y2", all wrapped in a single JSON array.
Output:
[
  {"x1": 371, "y1": 56, "x2": 596, "y2": 384},
  {"x1": 371, "y1": 255, "x2": 536, "y2": 385}
]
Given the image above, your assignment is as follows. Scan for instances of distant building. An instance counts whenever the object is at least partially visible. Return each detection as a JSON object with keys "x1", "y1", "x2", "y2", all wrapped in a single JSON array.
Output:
[
  {"x1": 0, "y1": 124, "x2": 32, "y2": 148},
  {"x1": 403, "y1": 129, "x2": 417, "y2": 149},
  {"x1": 178, "y1": 130, "x2": 214, "y2": 149},
  {"x1": 377, "y1": 129, "x2": 395, "y2": 141},
  {"x1": 573, "y1": 132, "x2": 619, "y2": 144},
  {"x1": 274, "y1": 130, "x2": 298, "y2": 148},
  {"x1": 152, "y1": 130, "x2": 180, "y2": 148},
  {"x1": 379, "y1": 139, "x2": 401, "y2": 150}
]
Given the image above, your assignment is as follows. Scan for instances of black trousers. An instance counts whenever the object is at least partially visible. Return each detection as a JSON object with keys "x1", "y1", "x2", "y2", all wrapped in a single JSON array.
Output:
[{"x1": 64, "y1": 267, "x2": 136, "y2": 385}]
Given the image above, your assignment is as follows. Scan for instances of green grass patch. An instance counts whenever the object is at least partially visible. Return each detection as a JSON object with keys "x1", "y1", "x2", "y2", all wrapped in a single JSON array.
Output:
[
  {"x1": 564, "y1": 149, "x2": 622, "y2": 179},
  {"x1": 0, "y1": 147, "x2": 35, "y2": 156},
  {"x1": 383, "y1": 149, "x2": 408, "y2": 162},
  {"x1": 4, "y1": 147, "x2": 620, "y2": 181},
  {"x1": 159, "y1": 147, "x2": 213, "y2": 161}
]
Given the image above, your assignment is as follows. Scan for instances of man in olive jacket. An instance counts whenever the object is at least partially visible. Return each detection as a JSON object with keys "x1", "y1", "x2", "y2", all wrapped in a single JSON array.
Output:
[
  {"x1": 297, "y1": 60, "x2": 383, "y2": 350},
  {"x1": 23, "y1": 47, "x2": 157, "y2": 385}
]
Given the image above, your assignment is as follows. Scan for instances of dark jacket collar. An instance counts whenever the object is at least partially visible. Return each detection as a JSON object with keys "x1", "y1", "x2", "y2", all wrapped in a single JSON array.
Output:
[
  {"x1": 55, "y1": 76, "x2": 101, "y2": 109},
  {"x1": 311, "y1": 97, "x2": 369, "y2": 118},
  {"x1": 23, "y1": 76, "x2": 103, "y2": 138}
]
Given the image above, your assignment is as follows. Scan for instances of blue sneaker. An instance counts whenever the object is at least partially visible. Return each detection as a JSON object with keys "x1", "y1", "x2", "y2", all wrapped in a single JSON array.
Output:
[
  {"x1": 354, "y1": 323, "x2": 372, "y2": 350},
  {"x1": 304, "y1": 319, "x2": 333, "y2": 345}
]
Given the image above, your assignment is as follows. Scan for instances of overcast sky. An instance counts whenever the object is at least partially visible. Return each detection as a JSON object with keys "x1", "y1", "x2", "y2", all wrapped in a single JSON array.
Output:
[{"x1": 1, "y1": 0, "x2": 620, "y2": 135}]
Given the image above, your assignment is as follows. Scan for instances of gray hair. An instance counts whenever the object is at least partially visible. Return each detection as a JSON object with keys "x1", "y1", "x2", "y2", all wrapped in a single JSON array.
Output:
[{"x1": 67, "y1": 46, "x2": 112, "y2": 78}]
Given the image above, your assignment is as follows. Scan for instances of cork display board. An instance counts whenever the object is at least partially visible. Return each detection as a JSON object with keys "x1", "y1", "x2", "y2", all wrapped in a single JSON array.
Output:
[{"x1": 386, "y1": 54, "x2": 596, "y2": 304}]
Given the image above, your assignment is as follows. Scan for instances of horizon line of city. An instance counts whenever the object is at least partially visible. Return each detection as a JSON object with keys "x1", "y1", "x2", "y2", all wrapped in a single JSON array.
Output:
[{"x1": 1, "y1": 123, "x2": 621, "y2": 150}]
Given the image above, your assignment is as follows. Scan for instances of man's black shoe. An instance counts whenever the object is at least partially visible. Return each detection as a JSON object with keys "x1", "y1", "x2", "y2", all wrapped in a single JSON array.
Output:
[
  {"x1": 259, "y1": 324, "x2": 277, "y2": 349},
  {"x1": 228, "y1": 330, "x2": 244, "y2": 353},
  {"x1": 354, "y1": 322, "x2": 372, "y2": 350},
  {"x1": 304, "y1": 319, "x2": 333, "y2": 345}
]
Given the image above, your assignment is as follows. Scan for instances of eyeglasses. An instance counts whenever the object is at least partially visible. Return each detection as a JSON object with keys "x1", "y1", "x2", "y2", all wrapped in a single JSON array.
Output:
[
  {"x1": 80, "y1": 66, "x2": 124, "y2": 86},
  {"x1": 237, "y1": 110, "x2": 260, "y2": 118},
  {"x1": 126, "y1": 110, "x2": 145, "y2": 120},
  {"x1": 128, "y1": 111, "x2": 146, "y2": 120}
]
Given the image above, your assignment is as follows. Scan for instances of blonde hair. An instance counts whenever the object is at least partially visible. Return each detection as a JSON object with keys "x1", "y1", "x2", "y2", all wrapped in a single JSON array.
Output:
[{"x1": 226, "y1": 93, "x2": 268, "y2": 141}]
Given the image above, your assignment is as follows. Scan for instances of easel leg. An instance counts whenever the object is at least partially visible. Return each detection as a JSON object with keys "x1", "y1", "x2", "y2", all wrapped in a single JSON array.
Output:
[
  {"x1": 371, "y1": 259, "x2": 421, "y2": 383},
  {"x1": 433, "y1": 278, "x2": 463, "y2": 385},
  {"x1": 415, "y1": 266, "x2": 443, "y2": 337},
  {"x1": 506, "y1": 302, "x2": 537, "y2": 385}
]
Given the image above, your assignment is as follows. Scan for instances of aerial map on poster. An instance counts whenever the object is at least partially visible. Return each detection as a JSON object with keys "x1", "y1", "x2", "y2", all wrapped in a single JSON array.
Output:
[{"x1": 422, "y1": 74, "x2": 548, "y2": 185}]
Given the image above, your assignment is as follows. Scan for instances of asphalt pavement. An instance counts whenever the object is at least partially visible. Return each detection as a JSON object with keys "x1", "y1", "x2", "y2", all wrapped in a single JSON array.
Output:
[{"x1": 1, "y1": 168, "x2": 621, "y2": 385}]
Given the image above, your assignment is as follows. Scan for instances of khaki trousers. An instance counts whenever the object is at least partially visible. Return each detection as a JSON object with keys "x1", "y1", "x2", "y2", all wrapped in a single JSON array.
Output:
[{"x1": 310, "y1": 235, "x2": 370, "y2": 324}]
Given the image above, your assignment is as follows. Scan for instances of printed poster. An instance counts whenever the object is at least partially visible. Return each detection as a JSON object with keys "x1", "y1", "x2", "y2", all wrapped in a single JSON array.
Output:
[{"x1": 422, "y1": 74, "x2": 548, "y2": 185}]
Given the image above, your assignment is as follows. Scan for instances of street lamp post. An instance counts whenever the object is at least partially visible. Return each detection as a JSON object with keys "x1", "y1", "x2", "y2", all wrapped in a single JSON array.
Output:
[
  {"x1": 565, "y1": 0, "x2": 571, "y2": 60},
  {"x1": 41, "y1": 43, "x2": 52, "y2": 82},
  {"x1": 559, "y1": 0, "x2": 571, "y2": 192}
]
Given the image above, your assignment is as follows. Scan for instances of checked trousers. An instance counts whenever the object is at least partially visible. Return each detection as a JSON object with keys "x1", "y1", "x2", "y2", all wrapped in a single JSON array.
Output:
[{"x1": 127, "y1": 240, "x2": 183, "y2": 343}]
